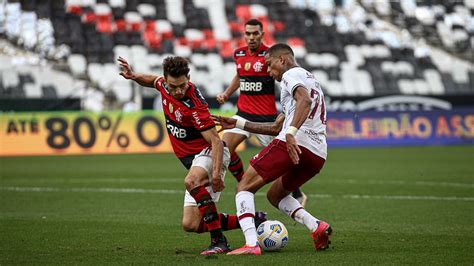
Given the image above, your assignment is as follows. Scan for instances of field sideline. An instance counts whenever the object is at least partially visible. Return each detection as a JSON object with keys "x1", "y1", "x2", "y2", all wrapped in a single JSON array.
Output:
[{"x1": 1, "y1": 146, "x2": 473, "y2": 264}]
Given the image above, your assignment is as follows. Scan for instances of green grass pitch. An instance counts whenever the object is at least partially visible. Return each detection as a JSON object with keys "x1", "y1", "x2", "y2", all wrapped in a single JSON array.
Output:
[{"x1": 1, "y1": 146, "x2": 473, "y2": 264}]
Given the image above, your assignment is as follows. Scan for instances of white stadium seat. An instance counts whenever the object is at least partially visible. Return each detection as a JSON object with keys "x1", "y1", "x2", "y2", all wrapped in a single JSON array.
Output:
[
  {"x1": 111, "y1": 79, "x2": 132, "y2": 102},
  {"x1": 94, "y1": 3, "x2": 111, "y2": 15},
  {"x1": 357, "y1": 70, "x2": 375, "y2": 96},
  {"x1": 250, "y1": 5, "x2": 268, "y2": 18},
  {"x1": 155, "y1": 20, "x2": 173, "y2": 34},
  {"x1": 305, "y1": 53, "x2": 320, "y2": 67},
  {"x1": 184, "y1": 28, "x2": 204, "y2": 42},
  {"x1": 423, "y1": 70, "x2": 445, "y2": 95},
  {"x1": 166, "y1": 0, "x2": 185, "y2": 24},
  {"x1": 414, "y1": 79, "x2": 430, "y2": 94},
  {"x1": 2, "y1": 69, "x2": 20, "y2": 88},
  {"x1": 190, "y1": 53, "x2": 207, "y2": 67},
  {"x1": 24, "y1": 83, "x2": 42, "y2": 98},
  {"x1": 108, "y1": 0, "x2": 125, "y2": 8},
  {"x1": 174, "y1": 44, "x2": 192, "y2": 58},
  {"x1": 137, "y1": 4, "x2": 156, "y2": 18},
  {"x1": 223, "y1": 62, "x2": 236, "y2": 86},
  {"x1": 398, "y1": 79, "x2": 416, "y2": 94},
  {"x1": 68, "y1": 54, "x2": 87, "y2": 77},
  {"x1": 207, "y1": 0, "x2": 231, "y2": 41},
  {"x1": 113, "y1": 45, "x2": 131, "y2": 62}
]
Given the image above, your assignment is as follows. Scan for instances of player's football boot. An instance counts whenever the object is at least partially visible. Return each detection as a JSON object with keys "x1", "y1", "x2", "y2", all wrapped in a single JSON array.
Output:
[
  {"x1": 200, "y1": 237, "x2": 231, "y2": 255},
  {"x1": 226, "y1": 244, "x2": 261, "y2": 255},
  {"x1": 255, "y1": 211, "x2": 267, "y2": 228},
  {"x1": 311, "y1": 220, "x2": 332, "y2": 250}
]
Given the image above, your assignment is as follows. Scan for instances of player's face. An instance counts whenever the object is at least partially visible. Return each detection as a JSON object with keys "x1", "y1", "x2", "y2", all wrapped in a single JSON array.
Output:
[
  {"x1": 264, "y1": 54, "x2": 284, "y2": 82},
  {"x1": 164, "y1": 75, "x2": 189, "y2": 100},
  {"x1": 244, "y1": 24, "x2": 263, "y2": 52}
]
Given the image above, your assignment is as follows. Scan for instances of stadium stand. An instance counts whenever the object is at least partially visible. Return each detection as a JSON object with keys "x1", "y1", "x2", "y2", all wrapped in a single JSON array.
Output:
[{"x1": 0, "y1": 0, "x2": 473, "y2": 111}]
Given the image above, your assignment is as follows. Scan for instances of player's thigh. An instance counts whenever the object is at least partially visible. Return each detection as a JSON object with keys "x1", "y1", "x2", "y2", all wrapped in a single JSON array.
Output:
[
  {"x1": 250, "y1": 139, "x2": 295, "y2": 184},
  {"x1": 185, "y1": 147, "x2": 230, "y2": 190},
  {"x1": 222, "y1": 131, "x2": 248, "y2": 153},
  {"x1": 237, "y1": 165, "x2": 267, "y2": 193},
  {"x1": 254, "y1": 133, "x2": 274, "y2": 147},
  {"x1": 191, "y1": 146, "x2": 230, "y2": 174},
  {"x1": 281, "y1": 148, "x2": 326, "y2": 192},
  {"x1": 184, "y1": 166, "x2": 210, "y2": 190}
]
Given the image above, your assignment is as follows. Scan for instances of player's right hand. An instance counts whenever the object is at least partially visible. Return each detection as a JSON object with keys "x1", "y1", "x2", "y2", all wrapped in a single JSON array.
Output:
[
  {"x1": 216, "y1": 93, "x2": 229, "y2": 104},
  {"x1": 117, "y1": 56, "x2": 135, "y2": 80},
  {"x1": 285, "y1": 134, "x2": 301, "y2": 165},
  {"x1": 211, "y1": 115, "x2": 236, "y2": 133},
  {"x1": 211, "y1": 176, "x2": 224, "y2": 192}
]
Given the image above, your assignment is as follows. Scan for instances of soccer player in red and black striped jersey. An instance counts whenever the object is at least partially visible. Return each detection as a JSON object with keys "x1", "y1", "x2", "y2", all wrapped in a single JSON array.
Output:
[
  {"x1": 118, "y1": 56, "x2": 238, "y2": 255},
  {"x1": 216, "y1": 19, "x2": 307, "y2": 206}
]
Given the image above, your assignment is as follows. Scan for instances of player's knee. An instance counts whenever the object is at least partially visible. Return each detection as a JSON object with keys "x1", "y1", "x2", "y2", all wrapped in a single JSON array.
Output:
[
  {"x1": 184, "y1": 176, "x2": 199, "y2": 191},
  {"x1": 236, "y1": 175, "x2": 259, "y2": 193},
  {"x1": 181, "y1": 220, "x2": 199, "y2": 233},
  {"x1": 236, "y1": 176, "x2": 250, "y2": 192}
]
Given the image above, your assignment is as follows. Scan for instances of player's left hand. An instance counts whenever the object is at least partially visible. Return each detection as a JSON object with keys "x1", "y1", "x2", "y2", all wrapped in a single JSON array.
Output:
[
  {"x1": 285, "y1": 134, "x2": 301, "y2": 164},
  {"x1": 211, "y1": 176, "x2": 225, "y2": 192},
  {"x1": 117, "y1": 56, "x2": 135, "y2": 79},
  {"x1": 211, "y1": 115, "x2": 237, "y2": 133},
  {"x1": 216, "y1": 93, "x2": 229, "y2": 104}
]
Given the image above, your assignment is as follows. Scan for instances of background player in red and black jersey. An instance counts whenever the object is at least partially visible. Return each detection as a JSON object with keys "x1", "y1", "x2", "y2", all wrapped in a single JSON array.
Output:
[
  {"x1": 118, "y1": 56, "x2": 238, "y2": 255},
  {"x1": 216, "y1": 19, "x2": 307, "y2": 206}
]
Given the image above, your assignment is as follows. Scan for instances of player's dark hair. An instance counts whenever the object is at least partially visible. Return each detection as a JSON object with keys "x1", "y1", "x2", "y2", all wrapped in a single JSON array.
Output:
[
  {"x1": 267, "y1": 43, "x2": 294, "y2": 57},
  {"x1": 162, "y1": 56, "x2": 190, "y2": 78},
  {"x1": 245, "y1": 18, "x2": 263, "y2": 31}
]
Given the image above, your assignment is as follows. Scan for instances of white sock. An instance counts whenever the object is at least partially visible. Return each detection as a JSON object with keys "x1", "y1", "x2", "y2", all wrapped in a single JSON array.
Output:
[
  {"x1": 235, "y1": 191, "x2": 258, "y2": 246},
  {"x1": 278, "y1": 195, "x2": 320, "y2": 231}
]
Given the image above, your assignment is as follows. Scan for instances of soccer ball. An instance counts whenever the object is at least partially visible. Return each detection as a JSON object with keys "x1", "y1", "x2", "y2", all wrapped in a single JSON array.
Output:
[{"x1": 256, "y1": 220, "x2": 289, "y2": 251}]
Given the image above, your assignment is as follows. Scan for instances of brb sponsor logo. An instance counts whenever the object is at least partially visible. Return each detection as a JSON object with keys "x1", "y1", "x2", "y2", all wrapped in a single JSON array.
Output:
[
  {"x1": 166, "y1": 123, "x2": 187, "y2": 139},
  {"x1": 240, "y1": 81, "x2": 263, "y2": 92}
]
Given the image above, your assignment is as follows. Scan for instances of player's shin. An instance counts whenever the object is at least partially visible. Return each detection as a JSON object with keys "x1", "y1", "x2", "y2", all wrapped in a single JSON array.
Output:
[
  {"x1": 278, "y1": 195, "x2": 320, "y2": 231},
  {"x1": 197, "y1": 213, "x2": 241, "y2": 233},
  {"x1": 235, "y1": 191, "x2": 258, "y2": 246},
  {"x1": 189, "y1": 186, "x2": 224, "y2": 241},
  {"x1": 228, "y1": 152, "x2": 244, "y2": 181}
]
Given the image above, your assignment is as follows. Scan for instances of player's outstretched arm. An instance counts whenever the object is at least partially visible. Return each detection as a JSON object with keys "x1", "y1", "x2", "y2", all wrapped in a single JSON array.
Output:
[
  {"x1": 117, "y1": 56, "x2": 158, "y2": 88},
  {"x1": 216, "y1": 74, "x2": 240, "y2": 104},
  {"x1": 213, "y1": 113, "x2": 285, "y2": 136},
  {"x1": 201, "y1": 128, "x2": 225, "y2": 193},
  {"x1": 211, "y1": 115, "x2": 237, "y2": 132}
]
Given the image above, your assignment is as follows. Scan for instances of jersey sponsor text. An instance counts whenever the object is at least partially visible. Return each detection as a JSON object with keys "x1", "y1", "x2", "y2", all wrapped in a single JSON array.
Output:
[{"x1": 240, "y1": 81, "x2": 263, "y2": 92}]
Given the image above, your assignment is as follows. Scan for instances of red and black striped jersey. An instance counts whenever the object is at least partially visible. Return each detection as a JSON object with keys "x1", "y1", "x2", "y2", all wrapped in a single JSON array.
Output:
[
  {"x1": 154, "y1": 77, "x2": 215, "y2": 166},
  {"x1": 234, "y1": 44, "x2": 278, "y2": 122}
]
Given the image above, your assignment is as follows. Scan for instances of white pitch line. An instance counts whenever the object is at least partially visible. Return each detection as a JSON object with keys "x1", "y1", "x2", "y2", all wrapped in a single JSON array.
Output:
[
  {"x1": 1, "y1": 186, "x2": 183, "y2": 194},
  {"x1": 5, "y1": 178, "x2": 474, "y2": 189},
  {"x1": 342, "y1": 194, "x2": 474, "y2": 201},
  {"x1": 414, "y1": 181, "x2": 474, "y2": 188},
  {"x1": 1, "y1": 186, "x2": 473, "y2": 202},
  {"x1": 329, "y1": 179, "x2": 474, "y2": 189},
  {"x1": 10, "y1": 178, "x2": 184, "y2": 184}
]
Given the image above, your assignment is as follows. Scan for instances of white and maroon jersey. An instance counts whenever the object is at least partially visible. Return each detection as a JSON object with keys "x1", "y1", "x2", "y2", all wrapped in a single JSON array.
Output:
[
  {"x1": 154, "y1": 77, "x2": 215, "y2": 168},
  {"x1": 276, "y1": 67, "x2": 327, "y2": 159},
  {"x1": 234, "y1": 44, "x2": 278, "y2": 122}
]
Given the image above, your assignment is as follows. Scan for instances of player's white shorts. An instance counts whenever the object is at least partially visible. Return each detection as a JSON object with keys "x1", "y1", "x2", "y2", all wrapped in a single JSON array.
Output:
[
  {"x1": 183, "y1": 146, "x2": 231, "y2": 207},
  {"x1": 223, "y1": 115, "x2": 274, "y2": 147}
]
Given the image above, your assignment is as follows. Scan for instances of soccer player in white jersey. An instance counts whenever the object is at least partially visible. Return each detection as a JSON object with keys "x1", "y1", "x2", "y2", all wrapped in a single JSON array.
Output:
[{"x1": 214, "y1": 43, "x2": 332, "y2": 255}]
